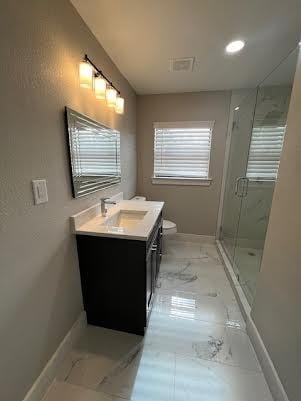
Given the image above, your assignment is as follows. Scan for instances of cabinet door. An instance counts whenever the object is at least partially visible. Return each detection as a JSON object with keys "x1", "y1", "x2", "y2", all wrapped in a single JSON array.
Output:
[
  {"x1": 155, "y1": 228, "x2": 163, "y2": 277},
  {"x1": 151, "y1": 244, "x2": 158, "y2": 295},
  {"x1": 146, "y1": 248, "x2": 152, "y2": 308}
]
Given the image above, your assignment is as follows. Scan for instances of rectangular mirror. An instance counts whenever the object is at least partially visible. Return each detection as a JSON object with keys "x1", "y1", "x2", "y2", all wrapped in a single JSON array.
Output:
[{"x1": 65, "y1": 107, "x2": 121, "y2": 198}]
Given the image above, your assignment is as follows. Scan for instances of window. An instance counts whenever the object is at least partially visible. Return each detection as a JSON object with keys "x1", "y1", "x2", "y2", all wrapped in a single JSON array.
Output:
[
  {"x1": 246, "y1": 125, "x2": 286, "y2": 180},
  {"x1": 153, "y1": 121, "x2": 214, "y2": 185}
]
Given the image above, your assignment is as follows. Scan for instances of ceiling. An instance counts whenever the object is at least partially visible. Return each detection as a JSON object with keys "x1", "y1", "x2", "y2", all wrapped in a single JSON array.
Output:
[{"x1": 71, "y1": 0, "x2": 301, "y2": 94}]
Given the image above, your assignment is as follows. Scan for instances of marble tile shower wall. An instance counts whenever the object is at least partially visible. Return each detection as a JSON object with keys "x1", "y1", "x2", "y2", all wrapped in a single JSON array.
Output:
[{"x1": 43, "y1": 238, "x2": 273, "y2": 401}]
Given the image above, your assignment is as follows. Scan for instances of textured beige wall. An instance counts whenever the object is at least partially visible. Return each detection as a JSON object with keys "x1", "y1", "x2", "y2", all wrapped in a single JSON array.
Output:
[
  {"x1": 251, "y1": 52, "x2": 301, "y2": 401},
  {"x1": 0, "y1": 2, "x2": 136, "y2": 401},
  {"x1": 137, "y1": 92, "x2": 231, "y2": 235}
]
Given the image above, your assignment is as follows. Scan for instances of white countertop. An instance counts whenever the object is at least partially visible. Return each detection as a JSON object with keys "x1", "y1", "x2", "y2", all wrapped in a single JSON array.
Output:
[{"x1": 71, "y1": 200, "x2": 164, "y2": 241}]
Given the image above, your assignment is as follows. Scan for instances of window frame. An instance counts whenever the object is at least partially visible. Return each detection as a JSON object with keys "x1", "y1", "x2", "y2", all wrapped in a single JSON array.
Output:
[{"x1": 152, "y1": 121, "x2": 214, "y2": 186}]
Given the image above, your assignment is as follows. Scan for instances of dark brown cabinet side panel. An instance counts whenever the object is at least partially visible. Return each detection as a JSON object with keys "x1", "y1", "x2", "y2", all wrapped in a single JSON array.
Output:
[{"x1": 76, "y1": 235, "x2": 147, "y2": 335}]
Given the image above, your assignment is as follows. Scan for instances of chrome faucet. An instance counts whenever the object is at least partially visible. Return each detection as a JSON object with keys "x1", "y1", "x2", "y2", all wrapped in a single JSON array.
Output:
[{"x1": 100, "y1": 197, "x2": 116, "y2": 217}]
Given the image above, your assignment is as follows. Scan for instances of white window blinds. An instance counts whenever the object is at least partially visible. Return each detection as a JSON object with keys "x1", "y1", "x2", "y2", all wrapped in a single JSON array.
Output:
[
  {"x1": 74, "y1": 124, "x2": 120, "y2": 178},
  {"x1": 153, "y1": 121, "x2": 214, "y2": 179},
  {"x1": 246, "y1": 126, "x2": 285, "y2": 180}
]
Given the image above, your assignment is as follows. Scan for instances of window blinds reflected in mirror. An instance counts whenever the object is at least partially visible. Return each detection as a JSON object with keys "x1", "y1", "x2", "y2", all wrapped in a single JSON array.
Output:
[{"x1": 65, "y1": 108, "x2": 121, "y2": 198}]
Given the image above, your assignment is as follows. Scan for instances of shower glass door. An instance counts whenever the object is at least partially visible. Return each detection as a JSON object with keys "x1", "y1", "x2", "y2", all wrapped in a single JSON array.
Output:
[
  {"x1": 220, "y1": 47, "x2": 299, "y2": 305},
  {"x1": 220, "y1": 90, "x2": 257, "y2": 263},
  {"x1": 233, "y1": 49, "x2": 297, "y2": 304}
]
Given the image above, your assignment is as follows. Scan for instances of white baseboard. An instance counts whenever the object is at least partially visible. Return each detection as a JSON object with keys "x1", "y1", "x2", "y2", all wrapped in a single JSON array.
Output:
[
  {"x1": 23, "y1": 311, "x2": 87, "y2": 401},
  {"x1": 216, "y1": 240, "x2": 289, "y2": 401},
  {"x1": 247, "y1": 317, "x2": 289, "y2": 401}
]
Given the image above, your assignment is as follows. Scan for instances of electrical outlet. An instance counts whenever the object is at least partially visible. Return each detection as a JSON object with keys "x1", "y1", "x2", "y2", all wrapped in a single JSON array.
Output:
[{"x1": 32, "y1": 179, "x2": 48, "y2": 205}]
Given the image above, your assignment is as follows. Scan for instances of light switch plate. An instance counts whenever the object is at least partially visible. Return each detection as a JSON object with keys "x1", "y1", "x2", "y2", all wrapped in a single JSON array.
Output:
[{"x1": 32, "y1": 179, "x2": 48, "y2": 205}]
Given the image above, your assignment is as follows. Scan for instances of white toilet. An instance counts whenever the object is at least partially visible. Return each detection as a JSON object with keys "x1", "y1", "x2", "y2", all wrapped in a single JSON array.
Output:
[
  {"x1": 131, "y1": 196, "x2": 177, "y2": 237},
  {"x1": 162, "y1": 219, "x2": 177, "y2": 235}
]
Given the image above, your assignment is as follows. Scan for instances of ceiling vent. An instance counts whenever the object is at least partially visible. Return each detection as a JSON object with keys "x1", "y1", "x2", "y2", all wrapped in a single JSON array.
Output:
[{"x1": 169, "y1": 57, "x2": 195, "y2": 72}]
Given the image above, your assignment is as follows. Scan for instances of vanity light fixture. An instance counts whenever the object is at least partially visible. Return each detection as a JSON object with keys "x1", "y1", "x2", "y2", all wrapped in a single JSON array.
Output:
[
  {"x1": 115, "y1": 96, "x2": 125, "y2": 114},
  {"x1": 106, "y1": 86, "x2": 117, "y2": 107},
  {"x1": 79, "y1": 54, "x2": 124, "y2": 114},
  {"x1": 225, "y1": 40, "x2": 245, "y2": 54},
  {"x1": 79, "y1": 60, "x2": 93, "y2": 88},
  {"x1": 94, "y1": 76, "x2": 107, "y2": 99}
]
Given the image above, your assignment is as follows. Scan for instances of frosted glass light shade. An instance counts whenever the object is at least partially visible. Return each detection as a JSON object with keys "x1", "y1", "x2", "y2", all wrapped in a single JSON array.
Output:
[
  {"x1": 115, "y1": 96, "x2": 125, "y2": 114},
  {"x1": 79, "y1": 61, "x2": 93, "y2": 88},
  {"x1": 106, "y1": 87, "x2": 117, "y2": 107},
  {"x1": 94, "y1": 76, "x2": 106, "y2": 99}
]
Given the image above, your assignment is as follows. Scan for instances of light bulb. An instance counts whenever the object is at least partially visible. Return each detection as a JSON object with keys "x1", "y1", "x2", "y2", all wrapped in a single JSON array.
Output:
[
  {"x1": 79, "y1": 61, "x2": 93, "y2": 88},
  {"x1": 225, "y1": 40, "x2": 245, "y2": 54},
  {"x1": 106, "y1": 86, "x2": 117, "y2": 108},
  {"x1": 94, "y1": 76, "x2": 107, "y2": 99},
  {"x1": 115, "y1": 96, "x2": 125, "y2": 114}
]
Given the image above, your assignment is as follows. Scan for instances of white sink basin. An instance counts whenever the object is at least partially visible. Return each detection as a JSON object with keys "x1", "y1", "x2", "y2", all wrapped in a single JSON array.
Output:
[
  {"x1": 71, "y1": 199, "x2": 164, "y2": 240},
  {"x1": 105, "y1": 210, "x2": 148, "y2": 230}
]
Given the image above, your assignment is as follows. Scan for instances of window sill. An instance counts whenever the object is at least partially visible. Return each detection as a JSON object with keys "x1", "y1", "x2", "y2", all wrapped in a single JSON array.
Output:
[{"x1": 151, "y1": 177, "x2": 212, "y2": 186}]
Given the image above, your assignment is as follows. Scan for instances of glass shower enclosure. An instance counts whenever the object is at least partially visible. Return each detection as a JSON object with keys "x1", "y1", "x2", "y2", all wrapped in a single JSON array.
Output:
[{"x1": 219, "y1": 47, "x2": 299, "y2": 305}]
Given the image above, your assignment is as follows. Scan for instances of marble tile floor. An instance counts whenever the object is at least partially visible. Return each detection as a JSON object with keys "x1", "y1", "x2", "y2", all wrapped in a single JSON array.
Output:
[{"x1": 43, "y1": 238, "x2": 273, "y2": 401}]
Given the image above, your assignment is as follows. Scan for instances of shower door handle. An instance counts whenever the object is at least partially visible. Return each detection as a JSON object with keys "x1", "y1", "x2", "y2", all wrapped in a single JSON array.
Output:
[
  {"x1": 242, "y1": 177, "x2": 249, "y2": 197},
  {"x1": 235, "y1": 177, "x2": 244, "y2": 196},
  {"x1": 235, "y1": 177, "x2": 249, "y2": 197}
]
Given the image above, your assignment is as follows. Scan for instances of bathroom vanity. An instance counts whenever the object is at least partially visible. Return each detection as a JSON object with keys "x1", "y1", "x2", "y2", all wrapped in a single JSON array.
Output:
[{"x1": 71, "y1": 199, "x2": 164, "y2": 335}]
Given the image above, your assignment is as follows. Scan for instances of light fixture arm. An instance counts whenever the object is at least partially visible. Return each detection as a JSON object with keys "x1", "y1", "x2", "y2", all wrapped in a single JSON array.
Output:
[{"x1": 84, "y1": 54, "x2": 120, "y2": 95}]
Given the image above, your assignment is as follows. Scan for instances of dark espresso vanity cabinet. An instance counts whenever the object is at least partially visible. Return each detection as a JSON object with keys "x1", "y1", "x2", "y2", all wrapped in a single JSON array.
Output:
[{"x1": 76, "y1": 213, "x2": 162, "y2": 335}]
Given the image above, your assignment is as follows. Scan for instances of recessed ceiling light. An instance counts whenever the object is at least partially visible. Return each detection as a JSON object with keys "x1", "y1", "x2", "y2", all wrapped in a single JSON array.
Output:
[{"x1": 226, "y1": 40, "x2": 245, "y2": 54}]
